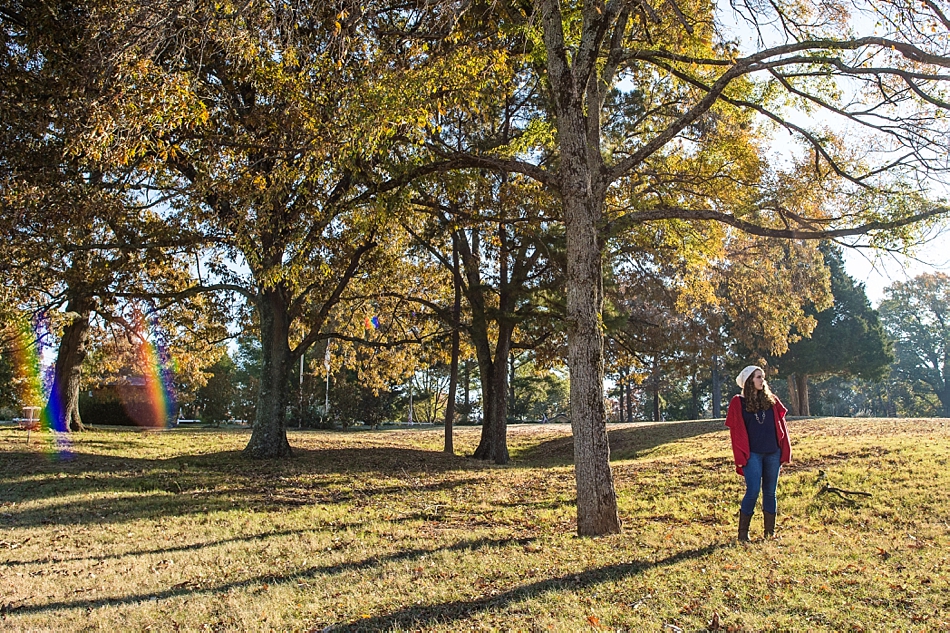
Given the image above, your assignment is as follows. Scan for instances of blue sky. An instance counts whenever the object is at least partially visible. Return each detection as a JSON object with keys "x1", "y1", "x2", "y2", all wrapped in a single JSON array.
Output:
[{"x1": 843, "y1": 228, "x2": 950, "y2": 306}]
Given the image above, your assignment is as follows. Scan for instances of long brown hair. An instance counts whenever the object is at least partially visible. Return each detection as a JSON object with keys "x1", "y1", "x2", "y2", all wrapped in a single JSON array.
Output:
[{"x1": 743, "y1": 372, "x2": 776, "y2": 412}]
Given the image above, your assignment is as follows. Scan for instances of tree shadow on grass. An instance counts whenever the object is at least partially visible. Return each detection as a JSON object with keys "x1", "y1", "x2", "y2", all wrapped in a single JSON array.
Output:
[
  {"x1": 0, "y1": 441, "x2": 474, "y2": 482},
  {"x1": 331, "y1": 542, "x2": 728, "y2": 631},
  {"x1": 0, "y1": 474, "x2": 484, "y2": 530},
  {"x1": 518, "y1": 420, "x2": 725, "y2": 467},
  {"x1": 2, "y1": 535, "x2": 535, "y2": 617},
  {"x1": 2, "y1": 527, "x2": 318, "y2": 567},
  {"x1": 0, "y1": 446, "x2": 485, "y2": 529}
]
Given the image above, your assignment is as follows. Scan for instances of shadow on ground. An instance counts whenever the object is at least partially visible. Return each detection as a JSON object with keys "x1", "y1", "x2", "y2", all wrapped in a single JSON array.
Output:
[
  {"x1": 0, "y1": 440, "x2": 485, "y2": 529},
  {"x1": 519, "y1": 419, "x2": 725, "y2": 466},
  {"x1": 1, "y1": 535, "x2": 536, "y2": 618},
  {"x1": 0, "y1": 421, "x2": 725, "y2": 529},
  {"x1": 330, "y1": 542, "x2": 727, "y2": 631}
]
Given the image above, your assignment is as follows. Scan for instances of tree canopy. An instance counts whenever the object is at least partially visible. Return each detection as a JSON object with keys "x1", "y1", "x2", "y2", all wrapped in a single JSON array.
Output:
[{"x1": 879, "y1": 272, "x2": 950, "y2": 416}]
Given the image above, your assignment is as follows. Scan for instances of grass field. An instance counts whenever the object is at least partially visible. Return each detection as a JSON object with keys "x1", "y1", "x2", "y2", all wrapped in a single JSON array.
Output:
[{"x1": 1, "y1": 417, "x2": 949, "y2": 632}]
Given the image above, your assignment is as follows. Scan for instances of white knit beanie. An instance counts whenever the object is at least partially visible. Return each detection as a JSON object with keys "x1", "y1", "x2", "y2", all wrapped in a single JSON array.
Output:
[{"x1": 736, "y1": 365, "x2": 763, "y2": 389}]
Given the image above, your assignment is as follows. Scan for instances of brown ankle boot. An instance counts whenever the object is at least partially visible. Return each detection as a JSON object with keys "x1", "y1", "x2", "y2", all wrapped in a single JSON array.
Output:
[
  {"x1": 738, "y1": 511, "x2": 753, "y2": 542},
  {"x1": 764, "y1": 512, "x2": 776, "y2": 539}
]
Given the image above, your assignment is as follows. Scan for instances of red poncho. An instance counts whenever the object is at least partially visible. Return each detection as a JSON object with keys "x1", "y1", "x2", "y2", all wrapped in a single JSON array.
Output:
[{"x1": 724, "y1": 395, "x2": 792, "y2": 475}]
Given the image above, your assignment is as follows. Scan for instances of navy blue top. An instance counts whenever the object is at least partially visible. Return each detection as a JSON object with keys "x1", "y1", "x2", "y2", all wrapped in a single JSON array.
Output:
[{"x1": 741, "y1": 399, "x2": 779, "y2": 454}]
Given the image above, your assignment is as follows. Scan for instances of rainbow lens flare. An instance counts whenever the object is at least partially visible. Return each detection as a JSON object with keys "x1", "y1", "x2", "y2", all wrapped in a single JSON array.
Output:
[
  {"x1": 7, "y1": 315, "x2": 72, "y2": 457},
  {"x1": 117, "y1": 315, "x2": 177, "y2": 428},
  {"x1": 8, "y1": 319, "x2": 45, "y2": 413}
]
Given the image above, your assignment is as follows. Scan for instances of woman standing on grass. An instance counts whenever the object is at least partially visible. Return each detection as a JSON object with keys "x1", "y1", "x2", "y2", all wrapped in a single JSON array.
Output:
[{"x1": 725, "y1": 365, "x2": 791, "y2": 542}]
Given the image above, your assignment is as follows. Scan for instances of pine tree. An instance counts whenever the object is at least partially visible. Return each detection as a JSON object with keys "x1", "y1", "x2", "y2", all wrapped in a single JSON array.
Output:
[{"x1": 776, "y1": 244, "x2": 893, "y2": 415}]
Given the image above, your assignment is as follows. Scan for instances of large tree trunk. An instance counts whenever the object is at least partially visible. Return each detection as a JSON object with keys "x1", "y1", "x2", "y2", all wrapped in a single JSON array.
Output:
[
  {"x1": 44, "y1": 300, "x2": 92, "y2": 432},
  {"x1": 471, "y1": 337, "x2": 497, "y2": 460},
  {"x1": 540, "y1": 0, "x2": 619, "y2": 535},
  {"x1": 561, "y1": 173, "x2": 620, "y2": 535},
  {"x1": 940, "y1": 387, "x2": 950, "y2": 417},
  {"x1": 490, "y1": 324, "x2": 514, "y2": 464},
  {"x1": 244, "y1": 288, "x2": 293, "y2": 458}
]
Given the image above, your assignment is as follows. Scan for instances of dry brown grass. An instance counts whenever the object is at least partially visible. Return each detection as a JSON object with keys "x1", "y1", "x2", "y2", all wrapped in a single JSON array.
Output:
[{"x1": 1, "y1": 417, "x2": 949, "y2": 631}]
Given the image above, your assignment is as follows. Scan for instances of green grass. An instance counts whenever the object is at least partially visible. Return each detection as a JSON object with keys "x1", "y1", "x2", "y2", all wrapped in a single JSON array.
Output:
[{"x1": 1, "y1": 418, "x2": 949, "y2": 632}]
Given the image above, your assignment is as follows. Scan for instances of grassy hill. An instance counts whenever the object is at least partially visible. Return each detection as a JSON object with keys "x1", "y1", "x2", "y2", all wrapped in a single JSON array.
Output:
[{"x1": 1, "y1": 418, "x2": 948, "y2": 631}]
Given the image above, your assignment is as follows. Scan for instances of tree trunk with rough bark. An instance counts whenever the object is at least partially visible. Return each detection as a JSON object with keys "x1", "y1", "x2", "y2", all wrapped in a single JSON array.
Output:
[
  {"x1": 244, "y1": 287, "x2": 293, "y2": 458},
  {"x1": 490, "y1": 325, "x2": 514, "y2": 464},
  {"x1": 561, "y1": 164, "x2": 620, "y2": 535},
  {"x1": 471, "y1": 336, "x2": 497, "y2": 460},
  {"x1": 538, "y1": 0, "x2": 620, "y2": 535},
  {"x1": 44, "y1": 300, "x2": 92, "y2": 432},
  {"x1": 689, "y1": 376, "x2": 700, "y2": 420},
  {"x1": 940, "y1": 385, "x2": 950, "y2": 417}
]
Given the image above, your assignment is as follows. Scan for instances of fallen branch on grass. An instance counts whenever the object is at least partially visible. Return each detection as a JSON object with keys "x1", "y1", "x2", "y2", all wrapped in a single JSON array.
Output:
[
  {"x1": 817, "y1": 469, "x2": 873, "y2": 500},
  {"x1": 819, "y1": 483, "x2": 873, "y2": 499}
]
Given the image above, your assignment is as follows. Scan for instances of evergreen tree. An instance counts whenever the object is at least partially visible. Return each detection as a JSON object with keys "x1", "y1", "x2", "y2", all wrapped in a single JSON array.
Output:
[
  {"x1": 194, "y1": 353, "x2": 237, "y2": 425},
  {"x1": 776, "y1": 244, "x2": 893, "y2": 415}
]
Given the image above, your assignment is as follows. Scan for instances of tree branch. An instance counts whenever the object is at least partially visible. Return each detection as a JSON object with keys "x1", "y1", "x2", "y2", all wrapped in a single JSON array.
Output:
[
  {"x1": 113, "y1": 283, "x2": 255, "y2": 302},
  {"x1": 609, "y1": 204, "x2": 950, "y2": 240},
  {"x1": 291, "y1": 237, "x2": 378, "y2": 358}
]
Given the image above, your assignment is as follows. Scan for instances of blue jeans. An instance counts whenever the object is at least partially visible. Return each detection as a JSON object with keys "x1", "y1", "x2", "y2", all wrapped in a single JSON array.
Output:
[{"x1": 741, "y1": 451, "x2": 781, "y2": 515}]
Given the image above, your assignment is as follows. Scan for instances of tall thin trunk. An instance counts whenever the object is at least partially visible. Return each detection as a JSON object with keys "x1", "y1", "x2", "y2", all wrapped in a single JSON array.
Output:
[
  {"x1": 626, "y1": 378, "x2": 633, "y2": 424},
  {"x1": 468, "y1": 223, "x2": 517, "y2": 464},
  {"x1": 689, "y1": 375, "x2": 699, "y2": 420},
  {"x1": 787, "y1": 375, "x2": 800, "y2": 416},
  {"x1": 463, "y1": 360, "x2": 470, "y2": 419},
  {"x1": 443, "y1": 241, "x2": 461, "y2": 454},
  {"x1": 44, "y1": 299, "x2": 92, "y2": 432},
  {"x1": 796, "y1": 374, "x2": 811, "y2": 417},
  {"x1": 508, "y1": 353, "x2": 516, "y2": 419},
  {"x1": 493, "y1": 220, "x2": 512, "y2": 464},
  {"x1": 618, "y1": 369, "x2": 626, "y2": 423},
  {"x1": 244, "y1": 287, "x2": 293, "y2": 458},
  {"x1": 711, "y1": 356, "x2": 722, "y2": 418},
  {"x1": 651, "y1": 359, "x2": 660, "y2": 421},
  {"x1": 462, "y1": 227, "x2": 497, "y2": 461}
]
